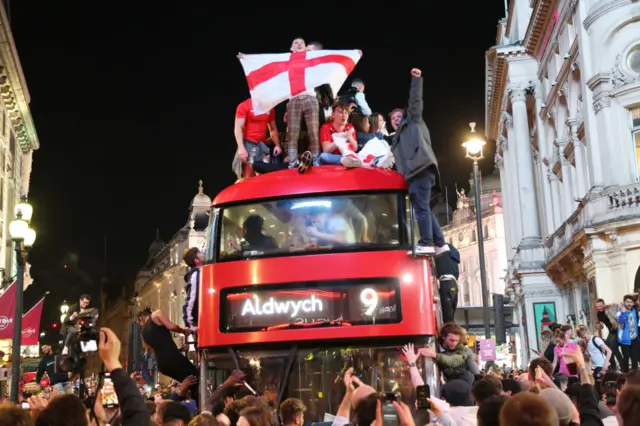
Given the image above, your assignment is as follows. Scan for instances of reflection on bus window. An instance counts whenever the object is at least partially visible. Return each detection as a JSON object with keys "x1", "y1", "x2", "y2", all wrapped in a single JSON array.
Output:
[
  {"x1": 230, "y1": 346, "x2": 418, "y2": 422},
  {"x1": 218, "y1": 193, "x2": 403, "y2": 260}
]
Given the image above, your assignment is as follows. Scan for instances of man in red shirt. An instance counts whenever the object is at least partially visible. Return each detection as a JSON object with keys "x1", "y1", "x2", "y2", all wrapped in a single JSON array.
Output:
[
  {"x1": 234, "y1": 98, "x2": 282, "y2": 178},
  {"x1": 318, "y1": 103, "x2": 361, "y2": 168}
]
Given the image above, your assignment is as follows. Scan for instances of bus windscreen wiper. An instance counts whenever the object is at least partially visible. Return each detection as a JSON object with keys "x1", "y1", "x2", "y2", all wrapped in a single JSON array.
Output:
[
  {"x1": 276, "y1": 344, "x2": 298, "y2": 424},
  {"x1": 266, "y1": 320, "x2": 352, "y2": 331}
]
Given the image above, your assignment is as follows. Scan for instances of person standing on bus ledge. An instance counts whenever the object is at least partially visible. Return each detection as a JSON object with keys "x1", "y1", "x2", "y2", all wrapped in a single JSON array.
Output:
[
  {"x1": 435, "y1": 243, "x2": 461, "y2": 324},
  {"x1": 182, "y1": 247, "x2": 203, "y2": 331},
  {"x1": 233, "y1": 98, "x2": 282, "y2": 179},
  {"x1": 391, "y1": 68, "x2": 449, "y2": 257}
]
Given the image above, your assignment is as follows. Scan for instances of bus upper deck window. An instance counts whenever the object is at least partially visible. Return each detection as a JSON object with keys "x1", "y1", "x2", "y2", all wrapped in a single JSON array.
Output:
[{"x1": 217, "y1": 193, "x2": 405, "y2": 261}]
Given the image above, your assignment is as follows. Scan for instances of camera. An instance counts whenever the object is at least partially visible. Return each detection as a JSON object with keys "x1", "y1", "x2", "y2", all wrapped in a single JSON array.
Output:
[{"x1": 76, "y1": 309, "x2": 100, "y2": 352}]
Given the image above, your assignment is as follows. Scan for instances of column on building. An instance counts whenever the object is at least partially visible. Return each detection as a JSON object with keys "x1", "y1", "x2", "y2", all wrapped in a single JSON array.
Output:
[
  {"x1": 589, "y1": 78, "x2": 628, "y2": 186},
  {"x1": 557, "y1": 139, "x2": 575, "y2": 218},
  {"x1": 509, "y1": 85, "x2": 541, "y2": 242},
  {"x1": 503, "y1": 115, "x2": 523, "y2": 247},
  {"x1": 533, "y1": 86, "x2": 555, "y2": 236},
  {"x1": 495, "y1": 153, "x2": 513, "y2": 255},
  {"x1": 547, "y1": 170, "x2": 563, "y2": 230},
  {"x1": 568, "y1": 118, "x2": 588, "y2": 196}
]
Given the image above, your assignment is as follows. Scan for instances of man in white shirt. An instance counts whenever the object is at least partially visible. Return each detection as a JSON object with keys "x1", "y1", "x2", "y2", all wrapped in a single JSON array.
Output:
[{"x1": 577, "y1": 325, "x2": 613, "y2": 377}]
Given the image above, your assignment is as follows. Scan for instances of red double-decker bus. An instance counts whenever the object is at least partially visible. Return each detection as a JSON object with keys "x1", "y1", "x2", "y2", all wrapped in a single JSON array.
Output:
[{"x1": 198, "y1": 166, "x2": 440, "y2": 420}]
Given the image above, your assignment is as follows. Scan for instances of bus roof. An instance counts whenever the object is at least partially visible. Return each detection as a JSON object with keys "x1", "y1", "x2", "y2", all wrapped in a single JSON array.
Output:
[{"x1": 213, "y1": 166, "x2": 407, "y2": 206}]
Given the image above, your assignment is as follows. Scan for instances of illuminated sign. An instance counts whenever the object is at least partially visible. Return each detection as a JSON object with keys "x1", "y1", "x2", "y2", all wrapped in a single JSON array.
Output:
[
  {"x1": 241, "y1": 295, "x2": 323, "y2": 317},
  {"x1": 221, "y1": 280, "x2": 401, "y2": 332}
]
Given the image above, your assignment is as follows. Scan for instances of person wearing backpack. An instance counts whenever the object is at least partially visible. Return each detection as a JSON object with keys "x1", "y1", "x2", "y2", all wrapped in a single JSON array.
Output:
[{"x1": 576, "y1": 325, "x2": 613, "y2": 377}]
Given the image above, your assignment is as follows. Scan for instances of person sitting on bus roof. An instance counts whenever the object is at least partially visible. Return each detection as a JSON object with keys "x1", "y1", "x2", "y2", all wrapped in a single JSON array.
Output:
[
  {"x1": 420, "y1": 323, "x2": 475, "y2": 385},
  {"x1": 241, "y1": 215, "x2": 278, "y2": 252},
  {"x1": 318, "y1": 101, "x2": 362, "y2": 168},
  {"x1": 391, "y1": 68, "x2": 449, "y2": 257},
  {"x1": 233, "y1": 98, "x2": 282, "y2": 180},
  {"x1": 182, "y1": 247, "x2": 204, "y2": 331}
]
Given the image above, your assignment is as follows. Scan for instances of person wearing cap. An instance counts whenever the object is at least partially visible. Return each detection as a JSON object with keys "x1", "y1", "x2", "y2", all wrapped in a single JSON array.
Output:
[
  {"x1": 345, "y1": 78, "x2": 372, "y2": 116},
  {"x1": 390, "y1": 68, "x2": 449, "y2": 257}
]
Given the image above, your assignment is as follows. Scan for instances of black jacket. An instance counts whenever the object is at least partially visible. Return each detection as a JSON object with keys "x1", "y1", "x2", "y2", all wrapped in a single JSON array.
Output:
[
  {"x1": 434, "y1": 244, "x2": 460, "y2": 280},
  {"x1": 391, "y1": 76, "x2": 440, "y2": 183},
  {"x1": 111, "y1": 368, "x2": 151, "y2": 426},
  {"x1": 110, "y1": 368, "x2": 151, "y2": 426},
  {"x1": 35, "y1": 355, "x2": 69, "y2": 385}
]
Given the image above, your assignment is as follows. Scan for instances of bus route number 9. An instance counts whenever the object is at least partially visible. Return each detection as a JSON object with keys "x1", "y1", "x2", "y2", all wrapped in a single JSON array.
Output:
[{"x1": 360, "y1": 288, "x2": 378, "y2": 316}]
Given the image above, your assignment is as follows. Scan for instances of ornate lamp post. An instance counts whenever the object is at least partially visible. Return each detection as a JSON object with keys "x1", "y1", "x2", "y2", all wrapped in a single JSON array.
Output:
[
  {"x1": 8, "y1": 198, "x2": 36, "y2": 403},
  {"x1": 462, "y1": 123, "x2": 491, "y2": 339}
]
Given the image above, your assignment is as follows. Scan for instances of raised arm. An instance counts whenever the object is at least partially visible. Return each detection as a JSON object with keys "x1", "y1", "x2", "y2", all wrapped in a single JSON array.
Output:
[{"x1": 407, "y1": 68, "x2": 423, "y2": 121}]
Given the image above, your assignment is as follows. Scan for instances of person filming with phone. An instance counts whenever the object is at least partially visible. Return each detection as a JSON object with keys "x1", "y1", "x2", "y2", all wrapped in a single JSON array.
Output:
[{"x1": 32, "y1": 327, "x2": 150, "y2": 426}]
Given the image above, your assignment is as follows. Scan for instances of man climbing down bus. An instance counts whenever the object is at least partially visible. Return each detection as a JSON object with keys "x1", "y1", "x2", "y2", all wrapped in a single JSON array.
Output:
[
  {"x1": 182, "y1": 247, "x2": 203, "y2": 331},
  {"x1": 137, "y1": 308, "x2": 198, "y2": 401},
  {"x1": 390, "y1": 68, "x2": 449, "y2": 257}
]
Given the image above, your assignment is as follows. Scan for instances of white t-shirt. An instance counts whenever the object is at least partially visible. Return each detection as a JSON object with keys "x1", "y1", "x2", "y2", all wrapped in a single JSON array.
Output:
[
  {"x1": 587, "y1": 336, "x2": 606, "y2": 367},
  {"x1": 325, "y1": 216, "x2": 356, "y2": 244}
]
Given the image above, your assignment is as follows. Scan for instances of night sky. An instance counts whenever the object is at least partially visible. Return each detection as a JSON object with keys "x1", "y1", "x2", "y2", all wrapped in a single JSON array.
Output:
[{"x1": 10, "y1": 2, "x2": 505, "y2": 330}]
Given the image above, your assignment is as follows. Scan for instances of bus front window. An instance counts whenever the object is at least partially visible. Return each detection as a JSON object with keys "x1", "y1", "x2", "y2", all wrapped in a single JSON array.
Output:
[{"x1": 218, "y1": 192, "x2": 406, "y2": 261}]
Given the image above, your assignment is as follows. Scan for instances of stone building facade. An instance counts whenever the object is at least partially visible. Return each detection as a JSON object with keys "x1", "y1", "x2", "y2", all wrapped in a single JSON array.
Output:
[
  {"x1": 485, "y1": 0, "x2": 640, "y2": 364},
  {"x1": 0, "y1": 2, "x2": 39, "y2": 285},
  {"x1": 443, "y1": 172, "x2": 508, "y2": 308}
]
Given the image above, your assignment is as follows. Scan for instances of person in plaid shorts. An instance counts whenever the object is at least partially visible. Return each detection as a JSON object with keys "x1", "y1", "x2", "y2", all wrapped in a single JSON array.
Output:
[{"x1": 286, "y1": 37, "x2": 318, "y2": 174}]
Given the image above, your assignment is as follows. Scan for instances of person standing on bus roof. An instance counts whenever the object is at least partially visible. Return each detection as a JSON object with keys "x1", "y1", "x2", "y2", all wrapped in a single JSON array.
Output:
[
  {"x1": 390, "y1": 68, "x2": 449, "y2": 257},
  {"x1": 233, "y1": 98, "x2": 282, "y2": 179},
  {"x1": 182, "y1": 247, "x2": 203, "y2": 331}
]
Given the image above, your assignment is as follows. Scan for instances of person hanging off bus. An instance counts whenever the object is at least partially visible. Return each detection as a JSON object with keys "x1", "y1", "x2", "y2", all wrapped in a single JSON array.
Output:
[
  {"x1": 182, "y1": 247, "x2": 204, "y2": 332},
  {"x1": 419, "y1": 322, "x2": 477, "y2": 384},
  {"x1": 390, "y1": 68, "x2": 449, "y2": 257},
  {"x1": 434, "y1": 243, "x2": 461, "y2": 324},
  {"x1": 137, "y1": 308, "x2": 198, "y2": 401},
  {"x1": 233, "y1": 98, "x2": 282, "y2": 180}
]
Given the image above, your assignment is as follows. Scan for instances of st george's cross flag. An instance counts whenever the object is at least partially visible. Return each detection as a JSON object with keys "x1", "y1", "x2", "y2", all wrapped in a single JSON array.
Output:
[{"x1": 239, "y1": 50, "x2": 362, "y2": 114}]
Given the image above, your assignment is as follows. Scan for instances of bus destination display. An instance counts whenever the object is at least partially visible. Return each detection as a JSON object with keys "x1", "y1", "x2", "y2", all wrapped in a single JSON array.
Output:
[{"x1": 221, "y1": 282, "x2": 401, "y2": 332}]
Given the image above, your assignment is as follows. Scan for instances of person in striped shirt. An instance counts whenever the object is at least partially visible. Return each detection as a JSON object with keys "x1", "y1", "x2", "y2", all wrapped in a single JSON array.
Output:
[{"x1": 182, "y1": 247, "x2": 204, "y2": 331}]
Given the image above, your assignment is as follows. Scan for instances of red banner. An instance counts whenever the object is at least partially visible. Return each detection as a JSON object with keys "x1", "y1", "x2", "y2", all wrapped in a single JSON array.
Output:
[
  {"x1": 0, "y1": 282, "x2": 17, "y2": 339},
  {"x1": 21, "y1": 298, "x2": 44, "y2": 346}
]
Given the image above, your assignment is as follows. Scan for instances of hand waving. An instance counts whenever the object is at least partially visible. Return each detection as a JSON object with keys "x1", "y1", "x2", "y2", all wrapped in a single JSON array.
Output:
[{"x1": 402, "y1": 343, "x2": 419, "y2": 364}]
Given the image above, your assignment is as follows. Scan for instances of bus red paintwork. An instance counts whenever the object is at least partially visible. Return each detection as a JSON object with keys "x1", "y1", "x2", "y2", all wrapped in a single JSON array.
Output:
[{"x1": 199, "y1": 166, "x2": 437, "y2": 348}]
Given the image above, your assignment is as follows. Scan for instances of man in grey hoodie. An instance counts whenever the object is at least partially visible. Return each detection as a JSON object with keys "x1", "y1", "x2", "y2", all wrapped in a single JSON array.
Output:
[{"x1": 390, "y1": 68, "x2": 449, "y2": 257}]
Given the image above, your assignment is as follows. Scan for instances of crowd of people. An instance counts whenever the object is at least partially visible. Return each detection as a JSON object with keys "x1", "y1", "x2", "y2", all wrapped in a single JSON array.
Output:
[{"x1": 7, "y1": 36, "x2": 640, "y2": 426}]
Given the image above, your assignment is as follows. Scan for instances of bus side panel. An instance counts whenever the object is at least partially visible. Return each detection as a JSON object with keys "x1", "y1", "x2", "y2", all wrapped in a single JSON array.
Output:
[{"x1": 198, "y1": 251, "x2": 436, "y2": 347}]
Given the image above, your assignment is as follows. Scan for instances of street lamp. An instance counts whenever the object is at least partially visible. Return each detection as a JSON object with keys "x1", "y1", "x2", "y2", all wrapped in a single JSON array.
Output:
[
  {"x1": 462, "y1": 122, "x2": 491, "y2": 339},
  {"x1": 60, "y1": 301, "x2": 69, "y2": 324},
  {"x1": 8, "y1": 201, "x2": 36, "y2": 403}
]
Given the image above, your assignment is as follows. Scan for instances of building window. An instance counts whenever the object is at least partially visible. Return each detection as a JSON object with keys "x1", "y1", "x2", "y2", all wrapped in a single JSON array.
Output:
[
  {"x1": 9, "y1": 132, "x2": 14, "y2": 157},
  {"x1": 629, "y1": 47, "x2": 640, "y2": 74}
]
